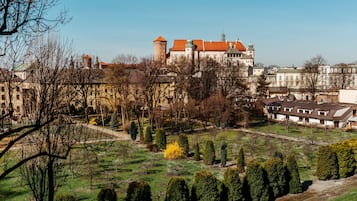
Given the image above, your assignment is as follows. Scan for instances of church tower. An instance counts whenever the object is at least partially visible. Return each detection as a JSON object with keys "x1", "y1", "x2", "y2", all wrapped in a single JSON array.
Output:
[{"x1": 153, "y1": 36, "x2": 167, "y2": 65}]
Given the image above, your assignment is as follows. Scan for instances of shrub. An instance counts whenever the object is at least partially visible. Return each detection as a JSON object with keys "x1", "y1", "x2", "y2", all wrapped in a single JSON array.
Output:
[
  {"x1": 246, "y1": 161, "x2": 271, "y2": 201},
  {"x1": 125, "y1": 181, "x2": 152, "y2": 201},
  {"x1": 286, "y1": 152, "x2": 302, "y2": 194},
  {"x1": 178, "y1": 135, "x2": 189, "y2": 156},
  {"x1": 331, "y1": 144, "x2": 356, "y2": 178},
  {"x1": 97, "y1": 188, "x2": 117, "y2": 201},
  {"x1": 316, "y1": 146, "x2": 339, "y2": 180},
  {"x1": 165, "y1": 177, "x2": 190, "y2": 201},
  {"x1": 55, "y1": 194, "x2": 76, "y2": 201},
  {"x1": 144, "y1": 126, "x2": 153, "y2": 144},
  {"x1": 264, "y1": 157, "x2": 287, "y2": 198},
  {"x1": 221, "y1": 142, "x2": 227, "y2": 167},
  {"x1": 191, "y1": 171, "x2": 221, "y2": 201},
  {"x1": 223, "y1": 168, "x2": 244, "y2": 201},
  {"x1": 164, "y1": 142, "x2": 184, "y2": 160},
  {"x1": 203, "y1": 140, "x2": 215, "y2": 165},
  {"x1": 237, "y1": 147, "x2": 245, "y2": 173},
  {"x1": 110, "y1": 112, "x2": 119, "y2": 130},
  {"x1": 155, "y1": 129, "x2": 167, "y2": 150},
  {"x1": 129, "y1": 121, "x2": 138, "y2": 141},
  {"x1": 194, "y1": 143, "x2": 200, "y2": 161}
]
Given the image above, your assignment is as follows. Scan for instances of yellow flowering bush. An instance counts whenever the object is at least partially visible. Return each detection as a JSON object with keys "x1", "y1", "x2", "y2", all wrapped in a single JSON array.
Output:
[{"x1": 164, "y1": 142, "x2": 184, "y2": 160}]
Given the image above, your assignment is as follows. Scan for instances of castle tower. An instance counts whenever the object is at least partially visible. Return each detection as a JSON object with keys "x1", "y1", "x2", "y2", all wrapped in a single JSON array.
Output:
[
  {"x1": 153, "y1": 36, "x2": 167, "y2": 65},
  {"x1": 247, "y1": 43, "x2": 255, "y2": 59}
]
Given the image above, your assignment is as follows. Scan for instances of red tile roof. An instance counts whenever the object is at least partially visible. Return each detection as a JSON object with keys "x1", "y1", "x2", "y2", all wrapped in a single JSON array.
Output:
[
  {"x1": 170, "y1": 39, "x2": 246, "y2": 52},
  {"x1": 154, "y1": 36, "x2": 167, "y2": 42}
]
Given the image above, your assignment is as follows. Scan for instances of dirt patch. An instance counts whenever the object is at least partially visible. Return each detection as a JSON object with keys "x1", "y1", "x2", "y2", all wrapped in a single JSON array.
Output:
[{"x1": 277, "y1": 175, "x2": 357, "y2": 201}]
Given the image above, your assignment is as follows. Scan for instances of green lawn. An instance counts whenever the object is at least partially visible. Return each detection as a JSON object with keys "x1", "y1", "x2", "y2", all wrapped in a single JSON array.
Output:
[
  {"x1": 332, "y1": 188, "x2": 357, "y2": 201},
  {"x1": 250, "y1": 122, "x2": 357, "y2": 144}
]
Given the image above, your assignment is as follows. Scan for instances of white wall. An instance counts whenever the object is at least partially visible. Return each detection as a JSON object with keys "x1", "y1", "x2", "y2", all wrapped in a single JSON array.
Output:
[{"x1": 339, "y1": 90, "x2": 357, "y2": 104}]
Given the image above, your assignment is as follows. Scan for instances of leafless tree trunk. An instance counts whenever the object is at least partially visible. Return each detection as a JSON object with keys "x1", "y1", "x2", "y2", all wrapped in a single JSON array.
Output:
[{"x1": 302, "y1": 55, "x2": 326, "y2": 101}]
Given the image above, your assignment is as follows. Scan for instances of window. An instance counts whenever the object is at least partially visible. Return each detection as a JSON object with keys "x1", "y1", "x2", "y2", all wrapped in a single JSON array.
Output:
[
  {"x1": 298, "y1": 109, "x2": 303, "y2": 113},
  {"x1": 16, "y1": 87, "x2": 20, "y2": 92},
  {"x1": 16, "y1": 95, "x2": 20, "y2": 100},
  {"x1": 320, "y1": 119, "x2": 325, "y2": 125},
  {"x1": 1, "y1": 87, "x2": 4, "y2": 92}
]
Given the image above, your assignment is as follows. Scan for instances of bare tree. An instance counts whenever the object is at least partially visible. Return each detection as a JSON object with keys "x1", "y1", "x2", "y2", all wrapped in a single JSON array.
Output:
[
  {"x1": 302, "y1": 55, "x2": 326, "y2": 101},
  {"x1": 0, "y1": 0, "x2": 68, "y2": 56}
]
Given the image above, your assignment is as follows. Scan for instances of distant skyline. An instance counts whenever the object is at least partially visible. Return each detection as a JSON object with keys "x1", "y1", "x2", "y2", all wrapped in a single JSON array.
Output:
[{"x1": 56, "y1": 0, "x2": 357, "y2": 66}]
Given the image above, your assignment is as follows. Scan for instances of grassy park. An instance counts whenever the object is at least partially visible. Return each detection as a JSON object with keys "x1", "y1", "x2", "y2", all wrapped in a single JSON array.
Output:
[{"x1": 1, "y1": 122, "x2": 357, "y2": 200}]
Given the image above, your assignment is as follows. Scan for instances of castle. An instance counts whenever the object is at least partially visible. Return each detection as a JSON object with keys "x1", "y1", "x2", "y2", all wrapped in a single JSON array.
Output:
[{"x1": 153, "y1": 34, "x2": 255, "y2": 68}]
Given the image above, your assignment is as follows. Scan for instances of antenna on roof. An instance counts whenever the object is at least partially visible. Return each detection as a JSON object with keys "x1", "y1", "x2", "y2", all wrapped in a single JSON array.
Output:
[{"x1": 221, "y1": 32, "x2": 226, "y2": 41}]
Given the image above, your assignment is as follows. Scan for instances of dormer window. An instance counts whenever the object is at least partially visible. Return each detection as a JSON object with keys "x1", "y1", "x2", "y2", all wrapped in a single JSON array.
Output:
[
  {"x1": 318, "y1": 111, "x2": 328, "y2": 116},
  {"x1": 298, "y1": 109, "x2": 303, "y2": 113},
  {"x1": 284, "y1": 107, "x2": 292, "y2": 112}
]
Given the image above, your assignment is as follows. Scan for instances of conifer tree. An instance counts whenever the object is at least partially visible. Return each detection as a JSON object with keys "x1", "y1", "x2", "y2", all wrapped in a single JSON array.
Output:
[
  {"x1": 155, "y1": 129, "x2": 167, "y2": 150},
  {"x1": 144, "y1": 126, "x2": 153, "y2": 144},
  {"x1": 286, "y1": 153, "x2": 302, "y2": 194},
  {"x1": 237, "y1": 147, "x2": 245, "y2": 173},
  {"x1": 165, "y1": 177, "x2": 190, "y2": 201},
  {"x1": 125, "y1": 181, "x2": 152, "y2": 201},
  {"x1": 178, "y1": 135, "x2": 189, "y2": 156},
  {"x1": 221, "y1": 142, "x2": 227, "y2": 167},
  {"x1": 316, "y1": 146, "x2": 339, "y2": 180},
  {"x1": 246, "y1": 161, "x2": 271, "y2": 201},
  {"x1": 332, "y1": 145, "x2": 355, "y2": 178},
  {"x1": 97, "y1": 188, "x2": 117, "y2": 201},
  {"x1": 129, "y1": 121, "x2": 138, "y2": 141},
  {"x1": 203, "y1": 140, "x2": 215, "y2": 165},
  {"x1": 194, "y1": 143, "x2": 200, "y2": 161},
  {"x1": 223, "y1": 168, "x2": 245, "y2": 201},
  {"x1": 191, "y1": 171, "x2": 221, "y2": 201},
  {"x1": 264, "y1": 157, "x2": 287, "y2": 198}
]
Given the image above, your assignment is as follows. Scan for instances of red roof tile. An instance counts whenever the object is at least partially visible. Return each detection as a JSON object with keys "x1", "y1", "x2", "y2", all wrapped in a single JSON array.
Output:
[
  {"x1": 154, "y1": 36, "x2": 167, "y2": 42},
  {"x1": 170, "y1": 39, "x2": 246, "y2": 52}
]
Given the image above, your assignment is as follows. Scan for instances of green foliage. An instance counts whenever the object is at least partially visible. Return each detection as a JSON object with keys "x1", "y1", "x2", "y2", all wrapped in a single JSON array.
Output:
[
  {"x1": 97, "y1": 188, "x2": 117, "y2": 201},
  {"x1": 221, "y1": 142, "x2": 227, "y2": 167},
  {"x1": 223, "y1": 168, "x2": 245, "y2": 201},
  {"x1": 194, "y1": 143, "x2": 200, "y2": 161},
  {"x1": 237, "y1": 147, "x2": 245, "y2": 173},
  {"x1": 316, "y1": 146, "x2": 339, "y2": 180},
  {"x1": 144, "y1": 126, "x2": 153, "y2": 144},
  {"x1": 178, "y1": 135, "x2": 190, "y2": 156},
  {"x1": 191, "y1": 171, "x2": 221, "y2": 201},
  {"x1": 246, "y1": 161, "x2": 271, "y2": 201},
  {"x1": 110, "y1": 112, "x2": 119, "y2": 130},
  {"x1": 55, "y1": 194, "x2": 76, "y2": 201},
  {"x1": 332, "y1": 144, "x2": 356, "y2": 178},
  {"x1": 203, "y1": 140, "x2": 215, "y2": 165},
  {"x1": 165, "y1": 177, "x2": 190, "y2": 201},
  {"x1": 125, "y1": 181, "x2": 152, "y2": 201},
  {"x1": 129, "y1": 121, "x2": 138, "y2": 141},
  {"x1": 264, "y1": 157, "x2": 287, "y2": 198},
  {"x1": 155, "y1": 129, "x2": 167, "y2": 150},
  {"x1": 286, "y1": 153, "x2": 302, "y2": 194}
]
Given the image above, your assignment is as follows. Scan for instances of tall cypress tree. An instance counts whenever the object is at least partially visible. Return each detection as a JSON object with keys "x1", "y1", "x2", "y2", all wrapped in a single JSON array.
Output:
[
  {"x1": 221, "y1": 142, "x2": 227, "y2": 167},
  {"x1": 316, "y1": 146, "x2": 339, "y2": 180},
  {"x1": 129, "y1": 121, "x2": 138, "y2": 141},
  {"x1": 191, "y1": 171, "x2": 221, "y2": 201},
  {"x1": 264, "y1": 157, "x2": 287, "y2": 198},
  {"x1": 194, "y1": 143, "x2": 200, "y2": 161},
  {"x1": 144, "y1": 126, "x2": 153, "y2": 144},
  {"x1": 332, "y1": 145, "x2": 355, "y2": 178},
  {"x1": 223, "y1": 168, "x2": 245, "y2": 201},
  {"x1": 203, "y1": 140, "x2": 215, "y2": 165},
  {"x1": 165, "y1": 177, "x2": 190, "y2": 201},
  {"x1": 237, "y1": 147, "x2": 245, "y2": 173},
  {"x1": 178, "y1": 135, "x2": 189, "y2": 156},
  {"x1": 286, "y1": 153, "x2": 302, "y2": 194},
  {"x1": 154, "y1": 129, "x2": 166, "y2": 150},
  {"x1": 246, "y1": 161, "x2": 271, "y2": 201}
]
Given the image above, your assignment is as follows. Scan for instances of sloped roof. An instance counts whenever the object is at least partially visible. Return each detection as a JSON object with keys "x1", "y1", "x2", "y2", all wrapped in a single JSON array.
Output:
[
  {"x1": 170, "y1": 40, "x2": 246, "y2": 52},
  {"x1": 154, "y1": 36, "x2": 167, "y2": 42}
]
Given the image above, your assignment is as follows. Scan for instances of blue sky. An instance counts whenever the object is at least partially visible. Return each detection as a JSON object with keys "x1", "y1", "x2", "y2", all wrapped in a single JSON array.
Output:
[{"x1": 56, "y1": 0, "x2": 357, "y2": 66}]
